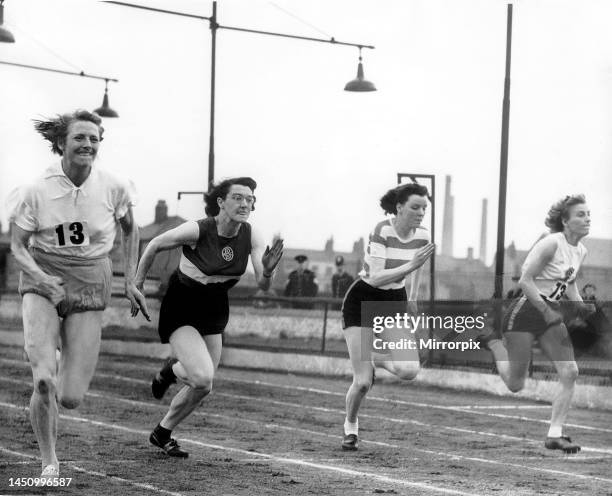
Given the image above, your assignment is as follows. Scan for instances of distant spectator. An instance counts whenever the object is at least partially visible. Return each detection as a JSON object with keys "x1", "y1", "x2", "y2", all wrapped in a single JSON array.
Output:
[
  {"x1": 581, "y1": 283, "x2": 597, "y2": 303},
  {"x1": 331, "y1": 255, "x2": 354, "y2": 309},
  {"x1": 284, "y1": 254, "x2": 318, "y2": 309}
]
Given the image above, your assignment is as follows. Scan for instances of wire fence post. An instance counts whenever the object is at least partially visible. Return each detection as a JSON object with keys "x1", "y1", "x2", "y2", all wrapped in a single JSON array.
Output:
[{"x1": 321, "y1": 301, "x2": 329, "y2": 353}]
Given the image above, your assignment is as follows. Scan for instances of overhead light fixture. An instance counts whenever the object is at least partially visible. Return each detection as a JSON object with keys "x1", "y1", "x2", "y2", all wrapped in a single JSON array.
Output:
[
  {"x1": 0, "y1": 1, "x2": 15, "y2": 43},
  {"x1": 344, "y1": 47, "x2": 376, "y2": 92},
  {"x1": 94, "y1": 79, "x2": 119, "y2": 118}
]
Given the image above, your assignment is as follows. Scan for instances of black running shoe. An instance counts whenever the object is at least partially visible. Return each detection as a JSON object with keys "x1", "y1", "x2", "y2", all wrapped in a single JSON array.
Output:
[
  {"x1": 149, "y1": 431, "x2": 189, "y2": 458},
  {"x1": 545, "y1": 436, "x2": 580, "y2": 454},
  {"x1": 342, "y1": 433, "x2": 358, "y2": 451},
  {"x1": 152, "y1": 358, "x2": 178, "y2": 400}
]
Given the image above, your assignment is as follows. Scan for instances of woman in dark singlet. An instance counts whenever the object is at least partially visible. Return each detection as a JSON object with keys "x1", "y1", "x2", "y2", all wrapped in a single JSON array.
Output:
[{"x1": 133, "y1": 177, "x2": 283, "y2": 457}]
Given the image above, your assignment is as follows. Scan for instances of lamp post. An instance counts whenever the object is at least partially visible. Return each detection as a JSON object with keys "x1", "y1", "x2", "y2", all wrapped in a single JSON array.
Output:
[
  {"x1": 0, "y1": 0, "x2": 15, "y2": 43},
  {"x1": 106, "y1": 1, "x2": 375, "y2": 187},
  {"x1": 0, "y1": 61, "x2": 119, "y2": 117},
  {"x1": 493, "y1": 4, "x2": 513, "y2": 322}
]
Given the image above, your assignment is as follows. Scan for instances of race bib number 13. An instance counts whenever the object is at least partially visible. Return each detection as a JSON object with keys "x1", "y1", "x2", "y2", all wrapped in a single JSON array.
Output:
[
  {"x1": 54, "y1": 221, "x2": 90, "y2": 247},
  {"x1": 547, "y1": 281, "x2": 567, "y2": 301}
]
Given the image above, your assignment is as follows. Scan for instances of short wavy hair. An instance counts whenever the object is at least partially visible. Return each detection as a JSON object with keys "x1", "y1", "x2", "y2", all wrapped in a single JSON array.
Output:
[
  {"x1": 205, "y1": 177, "x2": 257, "y2": 216},
  {"x1": 544, "y1": 194, "x2": 586, "y2": 232},
  {"x1": 380, "y1": 183, "x2": 429, "y2": 215},
  {"x1": 33, "y1": 109, "x2": 104, "y2": 156}
]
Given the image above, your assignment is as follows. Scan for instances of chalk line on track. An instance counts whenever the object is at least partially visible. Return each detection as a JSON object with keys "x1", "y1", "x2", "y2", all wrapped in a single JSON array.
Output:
[
  {"x1": 221, "y1": 375, "x2": 612, "y2": 435},
  {"x1": 0, "y1": 401, "x2": 484, "y2": 496},
  {"x1": 0, "y1": 445, "x2": 185, "y2": 496},
  {"x1": 3, "y1": 376, "x2": 612, "y2": 487},
  {"x1": 45, "y1": 370, "x2": 612, "y2": 454},
  {"x1": 2, "y1": 356, "x2": 610, "y2": 434}
]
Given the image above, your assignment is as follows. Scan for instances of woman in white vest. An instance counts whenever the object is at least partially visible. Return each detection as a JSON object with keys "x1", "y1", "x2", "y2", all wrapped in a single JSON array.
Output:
[
  {"x1": 8, "y1": 109, "x2": 147, "y2": 479},
  {"x1": 484, "y1": 194, "x2": 593, "y2": 454}
]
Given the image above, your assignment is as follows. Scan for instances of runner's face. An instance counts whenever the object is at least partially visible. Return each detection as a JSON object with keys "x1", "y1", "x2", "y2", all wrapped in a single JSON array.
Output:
[
  {"x1": 61, "y1": 121, "x2": 101, "y2": 167},
  {"x1": 564, "y1": 203, "x2": 590, "y2": 237},
  {"x1": 396, "y1": 195, "x2": 427, "y2": 229},
  {"x1": 219, "y1": 184, "x2": 255, "y2": 222}
]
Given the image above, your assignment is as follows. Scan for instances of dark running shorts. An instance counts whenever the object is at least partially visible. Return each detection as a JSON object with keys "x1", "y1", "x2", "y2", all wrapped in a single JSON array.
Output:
[
  {"x1": 19, "y1": 249, "x2": 112, "y2": 318},
  {"x1": 158, "y1": 271, "x2": 230, "y2": 343},
  {"x1": 341, "y1": 279, "x2": 406, "y2": 329},
  {"x1": 502, "y1": 295, "x2": 563, "y2": 337}
]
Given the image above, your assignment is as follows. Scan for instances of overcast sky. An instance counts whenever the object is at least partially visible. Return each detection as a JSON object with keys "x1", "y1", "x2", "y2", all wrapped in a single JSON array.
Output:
[{"x1": 1, "y1": 0, "x2": 611, "y2": 263}]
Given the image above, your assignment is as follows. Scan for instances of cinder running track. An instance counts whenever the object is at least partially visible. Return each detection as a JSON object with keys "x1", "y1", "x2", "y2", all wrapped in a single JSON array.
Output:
[{"x1": 1, "y1": 346, "x2": 612, "y2": 496}]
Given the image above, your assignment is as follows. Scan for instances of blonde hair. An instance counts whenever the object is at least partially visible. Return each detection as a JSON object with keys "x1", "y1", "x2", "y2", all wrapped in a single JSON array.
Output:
[{"x1": 544, "y1": 194, "x2": 586, "y2": 232}]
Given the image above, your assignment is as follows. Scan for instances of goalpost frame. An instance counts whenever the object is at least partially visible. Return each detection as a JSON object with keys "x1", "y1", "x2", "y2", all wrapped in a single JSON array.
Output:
[{"x1": 396, "y1": 173, "x2": 436, "y2": 304}]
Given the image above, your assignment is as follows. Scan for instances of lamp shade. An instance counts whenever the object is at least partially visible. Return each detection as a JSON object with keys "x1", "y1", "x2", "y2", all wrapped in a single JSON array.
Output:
[
  {"x1": 0, "y1": 4, "x2": 15, "y2": 43},
  {"x1": 94, "y1": 88, "x2": 119, "y2": 118},
  {"x1": 344, "y1": 61, "x2": 376, "y2": 92}
]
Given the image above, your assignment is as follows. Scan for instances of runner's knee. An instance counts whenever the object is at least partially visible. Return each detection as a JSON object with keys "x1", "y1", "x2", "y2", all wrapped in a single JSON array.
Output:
[
  {"x1": 33, "y1": 375, "x2": 56, "y2": 398},
  {"x1": 189, "y1": 372, "x2": 213, "y2": 392},
  {"x1": 59, "y1": 393, "x2": 84, "y2": 409},
  {"x1": 558, "y1": 362, "x2": 579, "y2": 384},
  {"x1": 506, "y1": 377, "x2": 525, "y2": 393},
  {"x1": 352, "y1": 378, "x2": 372, "y2": 394},
  {"x1": 394, "y1": 362, "x2": 420, "y2": 381}
]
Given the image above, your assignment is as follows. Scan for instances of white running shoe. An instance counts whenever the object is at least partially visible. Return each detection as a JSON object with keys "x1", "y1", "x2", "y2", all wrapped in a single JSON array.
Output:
[
  {"x1": 38, "y1": 464, "x2": 59, "y2": 485},
  {"x1": 41, "y1": 464, "x2": 59, "y2": 476}
]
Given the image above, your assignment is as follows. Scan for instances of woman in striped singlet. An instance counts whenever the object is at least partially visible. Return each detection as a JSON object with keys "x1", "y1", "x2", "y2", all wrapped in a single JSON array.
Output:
[
  {"x1": 340, "y1": 183, "x2": 435, "y2": 450},
  {"x1": 484, "y1": 195, "x2": 593, "y2": 454},
  {"x1": 132, "y1": 177, "x2": 283, "y2": 457}
]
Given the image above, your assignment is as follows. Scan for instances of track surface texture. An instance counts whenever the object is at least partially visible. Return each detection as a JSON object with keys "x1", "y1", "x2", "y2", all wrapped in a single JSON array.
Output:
[{"x1": 1, "y1": 346, "x2": 612, "y2": 496}]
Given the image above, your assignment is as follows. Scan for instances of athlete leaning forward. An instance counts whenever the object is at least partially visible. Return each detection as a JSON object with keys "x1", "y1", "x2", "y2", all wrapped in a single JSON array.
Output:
[
  {"x1": 483, "y1": 194, "x2": 594, "y2": 454},
  {"x1": 8, "y1": 110, "x2": 147, "y2": 480},
  {"x1": 340, "y1": 182, "x2": 435, "y2": 450},
  {"x1": 133, "y1": 177, "x2": 283, "y2": 457}
]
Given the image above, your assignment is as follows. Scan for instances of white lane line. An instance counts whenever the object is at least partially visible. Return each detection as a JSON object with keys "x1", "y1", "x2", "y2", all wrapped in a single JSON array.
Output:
[
  {"x1": 0, "y1": 445, "x2": 185, "y2": 496},
  {"x1": 57, "y1": 373, "x2": 599, "y2": 451},
  {"x1": 0, "y1": 357, "x2": 606, "y2": 431},
  {"x1": 0, "y1": 401, "x2": 483, "y2": 496},
  {"x1": 3, "y1": 370, "x2": 612, "y2": 456},
  {"x1": 453, "y1": 405, "x2": 550, "y2": 410},
  {"x1": 220, "y1": 375, "x2": 612, "y2": 435},
  {"x1": 3, "y1": 376, "x2": 612, "y2": 486}
]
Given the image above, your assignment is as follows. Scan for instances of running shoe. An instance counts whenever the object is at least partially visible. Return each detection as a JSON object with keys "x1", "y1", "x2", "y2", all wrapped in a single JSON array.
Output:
[
  {"x1": 149, "y1": 431, "x2": 189, "y2": 458},
  {"x1": 342, "y1": 433, "x2": 358, "y2": 451},
  {"x1": 544, "y1": 436, "x2": 580, "y2": 454},
  {"x1": 151, "y1": 357, "x2": 178, "y2": 400},
  {"x1": 38, "y1": 464, "x2": 59, "y2": 486},
  {"x1": 41, "y1": 464, "x2": 59, "y2": 477}
]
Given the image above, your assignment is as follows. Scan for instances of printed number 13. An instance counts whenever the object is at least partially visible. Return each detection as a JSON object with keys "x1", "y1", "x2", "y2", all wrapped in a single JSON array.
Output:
[
  {"x1": 549, "y1": 281, "x2": 567, "y2": 301},
  {"x1": 55, "y1": 222, "x2": 85, "y2": 246}
]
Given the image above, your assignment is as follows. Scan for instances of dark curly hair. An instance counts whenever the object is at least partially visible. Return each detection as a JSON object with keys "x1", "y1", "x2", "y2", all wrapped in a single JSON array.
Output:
[
  {"x1": 544, "y1": 194, "x2": 586, "y2": 232},
  {"x1": 380, "y1": 183, "x2": 429, "y2": 215},
  {"x1": 205, "y1": 177, "x2": 257, "y2": 216},
  {"x1": 33, "y1": 109, "x2": 104, "y2": 156}
]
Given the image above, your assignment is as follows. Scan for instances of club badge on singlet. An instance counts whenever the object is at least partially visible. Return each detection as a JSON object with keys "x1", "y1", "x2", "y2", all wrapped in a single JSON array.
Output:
[{"x1": 221, "y1": 246, "x2": 234, "y2": 261}]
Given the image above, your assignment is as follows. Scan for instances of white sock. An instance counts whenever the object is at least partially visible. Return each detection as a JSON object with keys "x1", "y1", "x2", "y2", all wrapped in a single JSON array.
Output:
[
  {"x1": 344, "y1": 418, "x2": 358, "y2": 435},
  {"x1": 548, "y1": 425, "x2": 562, "y2": 438}
]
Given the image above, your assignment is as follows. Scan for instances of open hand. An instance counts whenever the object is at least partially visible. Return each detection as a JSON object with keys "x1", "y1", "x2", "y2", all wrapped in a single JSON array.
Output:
[
  {"x1": 262, "y1": 238, "x2": 284, "y2": 275},
  {"x1": 37, "y1": 275, "x2": 66, "y2": 306},
  {"x1": 411, "y1": 243, "x2": 435, "y2": 270},
  {"x1": 126, "y1": 282, "x2": 150, "y2": 321},
  {"x1": 543, "y1": 305, "x2": 563, "y2": 327}
]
